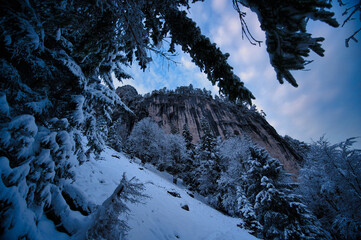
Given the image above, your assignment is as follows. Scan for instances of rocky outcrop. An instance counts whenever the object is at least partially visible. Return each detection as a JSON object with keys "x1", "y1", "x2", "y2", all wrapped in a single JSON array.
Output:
[{"x1": 116, "y1": 85, "x2": 301, "y2": 175}]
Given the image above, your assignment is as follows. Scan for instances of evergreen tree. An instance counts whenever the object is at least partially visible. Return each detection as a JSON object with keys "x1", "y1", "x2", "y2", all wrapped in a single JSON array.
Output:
[
  {"x1": 199, "y1": 118, "x2": 217, "y2": 158},
  {"x1": 236, "y1": 186, "x2": 263, "y2": 236},
  {"x1": 217, "y1": 136, "x2": 251, "y2": 213},
  {"x1": 244, "y1": 146, "x2": 328, "y2": 240},
  {"x1": 164, "y1": 134, "x2": 188, "y2": 184},
  {"x1": 233, "y1": 0, "x2": 339, "y2": 87},
  {"x1": 170, "y1": 122, "x2": 179, "y2": 135},
  {"x1": 182, "y1": 123, "x2": 195, "y2": 154},
  {"x1": 298, "y1": 137, "x2": 361, "y2": 240},
  {"x1": 215, "y1": 136, "x2": 330, "y2": 239},
  {"x1": 181, "y1": 123, "x2": 198, "y2": 189},
  {"x1": 195, "y1": 118, "x2": 220, "y2": 200},
  {"x1": 87, "y1": 174, "x2": 146, "y2": 240},
  {"x1": 108, "y1": 117, "x2": 125, "y2": 152},
  {"x1": 0, "y1": 0, "x2": 130, "y2": 237}
]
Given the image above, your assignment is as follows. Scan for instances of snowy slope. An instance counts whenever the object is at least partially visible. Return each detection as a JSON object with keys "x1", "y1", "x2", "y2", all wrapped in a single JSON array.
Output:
[{"x1": 73, "y1": 147, "x2": 258, "y2": 240}]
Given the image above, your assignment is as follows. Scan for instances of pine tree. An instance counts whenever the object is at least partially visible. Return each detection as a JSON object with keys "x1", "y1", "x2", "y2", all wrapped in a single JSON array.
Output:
[
  {"x1": 170, "y1": 122, "x2": 179, "y2": 135},
  {"x1": 164, "y1": 134, "x2": 188, "y2": 184},
  {"x1": 195, "y1": 118, "x2": 221, "y2": 200},
  {"x1": 215, "y1": 136, "x2": 329, "y2": 239},
  {"x1": 199, "y1": 118, "x2": 217, "y2": 158},
  {"x1": 0, "y1": 0, "x2": 131, "y2": 237},
  {"x1": 108, "y1": 117, "x2": 124, "y2": 152},
  {"x1": 182, "y1": 123, "x2": 194, "y2": 154},
  {"x1": 236, "y1": 186, "x2": 263, "y2": 236},
  {"x1": 181, "y1": 123, "x2": 198, "y2": 189},
  {"x1": 217, "y1": 136, "x2": 252, "y2": 213},
  {"x1": 87, "y1": 174, "x2": 146, "y2": 240},
  {"x1": 298, "y1": 137, "x2": 361, "y2": 240},
  {"x1": 244, "y1": 146, "x2": 329, "y2": 240}
]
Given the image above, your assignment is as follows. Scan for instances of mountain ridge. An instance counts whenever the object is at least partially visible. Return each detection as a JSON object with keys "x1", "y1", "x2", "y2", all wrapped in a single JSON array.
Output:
[{"x1": 115, "y1": 85, "x2": 301, "y2": 175}]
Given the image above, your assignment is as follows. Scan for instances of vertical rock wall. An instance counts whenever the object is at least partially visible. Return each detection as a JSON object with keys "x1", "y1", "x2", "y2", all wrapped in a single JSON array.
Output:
[{"x1": 116, "y1": 86, "x2": 301, "y2": 175}]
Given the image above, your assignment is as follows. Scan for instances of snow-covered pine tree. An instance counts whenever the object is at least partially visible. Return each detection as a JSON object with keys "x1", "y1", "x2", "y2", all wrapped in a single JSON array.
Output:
[
  {"x1": 86, "y1": 174, "x2": 146, "y2": 240},
  {"x1": 182, "y1": 123, "x2": 195, "y2": 153},
  {"x1": 181, "y1": 123, "x2": 198, "y2": 187},
  {"x1": 217, "y1": 136, "x2": 252, "y2": 214},
  {"x1": 198, "y1": 118, "x2": 218, "y2": 162},
  {"x1": 236, "y1": 186, "x2": 263, "y2": 236},
  {"x1": 108, "y1": 117, "x2": 124, "y2": 152},
  {"x1": 170, "y1": 122, "x2": 179, "y2": 135},
  {"x1": 164, "y1": 134, "x2": 189, "y2": 184},
  {"x1": 0, "y1": 31, "x2": 84, "y2": 236},
  {"x1": 244, "y1": 145, "x2": 329, "y2": 240},
  {"x1": 0, "y1": 0, "x2": 132, "y2": 237},
  {"x1": 298, "y1": 137, "x2": 361, "y2": 240},
  {"x1": 195, "y1": 118, "x2": 221, "y2": 201}
]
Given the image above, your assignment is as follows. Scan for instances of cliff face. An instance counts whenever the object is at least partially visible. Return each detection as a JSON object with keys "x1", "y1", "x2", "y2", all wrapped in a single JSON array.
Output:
[{"x1": 116, "y1": 86, "x2": 301, "y2": 175}]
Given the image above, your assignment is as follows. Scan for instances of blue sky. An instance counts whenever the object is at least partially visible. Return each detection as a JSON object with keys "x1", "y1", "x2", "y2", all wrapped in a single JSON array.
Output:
[{"x1": 117, "y1": 0, "x2": 361, "y2": 147}]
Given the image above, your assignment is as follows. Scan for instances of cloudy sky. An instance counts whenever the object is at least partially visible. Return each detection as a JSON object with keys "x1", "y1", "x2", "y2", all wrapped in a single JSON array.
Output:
[{"x1": 117, "y1": 0, "x2": 361, "y2": 147}]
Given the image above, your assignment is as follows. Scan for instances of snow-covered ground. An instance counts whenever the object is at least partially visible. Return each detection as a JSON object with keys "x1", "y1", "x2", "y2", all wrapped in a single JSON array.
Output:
[{"x1": 72, "y1": 147, "x2": 258, "y2": 240}]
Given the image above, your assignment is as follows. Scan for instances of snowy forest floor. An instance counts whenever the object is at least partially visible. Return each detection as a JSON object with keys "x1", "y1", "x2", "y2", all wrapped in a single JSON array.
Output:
[{"x1": 67, "y1": 147, "x2": 258, "y2": 240}]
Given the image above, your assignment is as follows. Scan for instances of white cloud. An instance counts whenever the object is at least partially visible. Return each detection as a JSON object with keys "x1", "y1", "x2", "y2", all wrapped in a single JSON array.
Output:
[
  {"x1": 233, "y1": 44, "x2": 266, "y2": 64},
  {"x1": 117, "y1": 78, "x2": 151, "y2": 95},
  {"x1": 196, "y1": 72, "x2": 219, "y2": 95},
  {"x1": 262, "y1": 65, "x2": 276, "y2": 81},
  {"x1": 240, "y1": 67, "x2": 256, "y2": 82},
  {"x1": 213, "y1": 26, "x2": 229, "y2": 46},
  {"x1": 188, "y1": 1, "x2": 209, "y2": 26},
  {"x1": 181, "y1": 56, "x2": 196, "y2": 70},
  {"x1": 271, "y1": 85, "x2": 289, "y2": 101},
  {"x1": 271, "y1": 92, "x2": 310, "y2": 118},
  {"x1": 227, "y1": 16, "x2": 242, "y2": 36},
  {"x1": 211, "y1": 0, "x2": 227, "y2": 13},
  {"x1": 212, "y1": 15, "x2": 242, "y2": 47}
]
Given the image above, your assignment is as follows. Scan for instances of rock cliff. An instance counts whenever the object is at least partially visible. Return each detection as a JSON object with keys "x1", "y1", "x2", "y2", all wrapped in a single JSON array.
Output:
[{"x1": 115, "y1": 85, "x2": 301, "y2": 175}]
